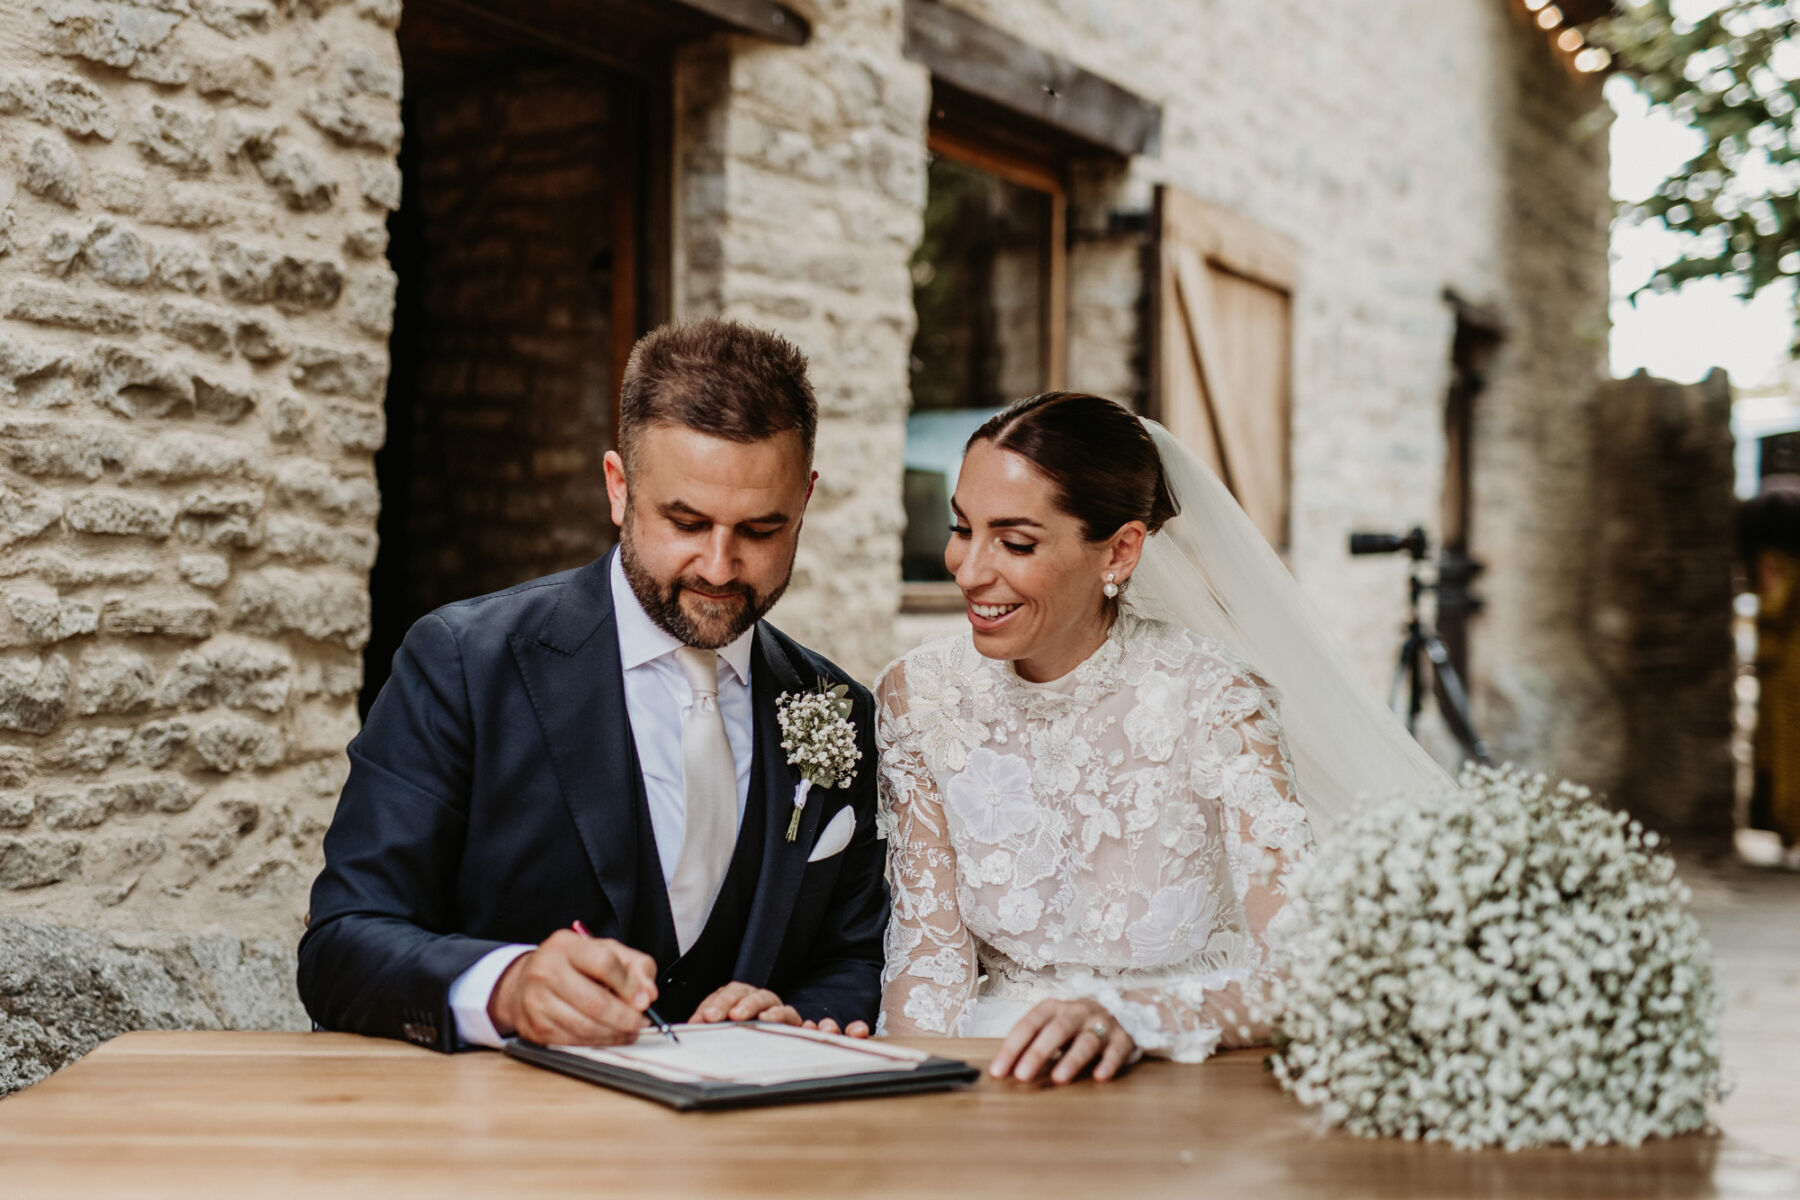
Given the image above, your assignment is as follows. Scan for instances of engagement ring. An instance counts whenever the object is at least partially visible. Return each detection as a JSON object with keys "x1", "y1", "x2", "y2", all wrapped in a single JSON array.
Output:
[{"x1": 1088, "y1": 1021, "x2": 1110, "y2": 1041}]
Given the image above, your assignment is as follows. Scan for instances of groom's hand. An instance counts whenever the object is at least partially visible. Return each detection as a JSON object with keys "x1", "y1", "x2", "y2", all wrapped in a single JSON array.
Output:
[
  {"x1": 688, "y1": 982, "x2": 802, "y2": 1026},
  {"x1": 488, "y1": 930, "x2": 658, "y2": 1046}
]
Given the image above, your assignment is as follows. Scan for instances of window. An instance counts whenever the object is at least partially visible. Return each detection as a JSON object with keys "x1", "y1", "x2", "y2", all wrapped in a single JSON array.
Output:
[{"x1": 903, "y1": 130, "x2": 1066, "y2": 590}]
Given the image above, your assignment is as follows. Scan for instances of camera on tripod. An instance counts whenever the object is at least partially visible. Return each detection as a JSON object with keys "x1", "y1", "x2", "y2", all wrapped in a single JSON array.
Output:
[
  {"x1": 1348, "y1": 526, "x2": 1429, "y2": 560},
  {"x1": 1347, "y1": 524, "x2": 1493, "y2": 765}
]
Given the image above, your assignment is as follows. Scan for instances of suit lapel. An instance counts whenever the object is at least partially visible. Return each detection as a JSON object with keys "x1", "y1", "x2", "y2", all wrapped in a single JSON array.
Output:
[
  {"x1": 508, "y1": 551, "x2": 641, "y2": 935},
  {"x1": 735, "y1": 624, "x2": 827, "y2": 982}
]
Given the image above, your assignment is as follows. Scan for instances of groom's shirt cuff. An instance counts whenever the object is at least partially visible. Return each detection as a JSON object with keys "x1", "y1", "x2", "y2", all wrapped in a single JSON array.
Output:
[{"x1": 448, "y1": 943, "x2": 534, "y2": 1049}]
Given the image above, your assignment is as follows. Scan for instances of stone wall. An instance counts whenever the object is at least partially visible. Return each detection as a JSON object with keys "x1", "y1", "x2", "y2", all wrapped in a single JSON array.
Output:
[
  {"x1": 862, "y1": 0, "x2": 1619, "y2": 789},
  {"x1": 671, "y1": 16, "x2": 929, "y2": 682},
  {"x1": 1, "y1": 0, "x2": 403, "y2": 1090}
]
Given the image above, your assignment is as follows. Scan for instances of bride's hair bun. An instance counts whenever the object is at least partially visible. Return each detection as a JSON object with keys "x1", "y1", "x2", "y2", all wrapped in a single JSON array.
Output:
[{"x1": 967, "y1": 392, "x2": 1180, "y2": 540}]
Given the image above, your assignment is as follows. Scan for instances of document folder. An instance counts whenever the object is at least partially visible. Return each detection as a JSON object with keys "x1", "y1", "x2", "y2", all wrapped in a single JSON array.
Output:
[{"x1": 504, "y1": 1022, "x2": 980, "y2": 1111}]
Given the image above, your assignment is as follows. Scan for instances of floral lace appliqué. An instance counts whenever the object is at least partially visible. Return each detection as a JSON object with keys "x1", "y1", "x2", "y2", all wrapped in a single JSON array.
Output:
[{"x1": 875, "y1": 613, "x2": 1314, "y2": 1062}]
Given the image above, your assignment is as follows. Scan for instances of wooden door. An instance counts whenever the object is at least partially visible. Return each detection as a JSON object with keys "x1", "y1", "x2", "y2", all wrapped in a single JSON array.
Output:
[{"x1": 1152, "y1": 187, "x2": 1296, "y2": 550}]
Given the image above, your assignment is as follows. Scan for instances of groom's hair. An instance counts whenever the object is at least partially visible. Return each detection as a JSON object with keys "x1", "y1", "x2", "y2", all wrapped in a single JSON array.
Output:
[{"x1": 617, "y1": 319, "x2": 817, "y2": 469}]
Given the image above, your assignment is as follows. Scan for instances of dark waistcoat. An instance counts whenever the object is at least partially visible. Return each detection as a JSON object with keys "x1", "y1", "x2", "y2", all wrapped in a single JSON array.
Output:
[{"x1": 626, "y1": 738, "x2": 769, "y2": 1022}]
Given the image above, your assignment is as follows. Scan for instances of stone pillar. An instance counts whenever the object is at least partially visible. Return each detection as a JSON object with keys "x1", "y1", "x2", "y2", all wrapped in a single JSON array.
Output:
[
  {"x1": 1590, "y1": 370, "x2": 1737, "y2": 847},
  {"x1": 671, "y1": 17, "x2": 930, "y2": 682},
  {"x1": 0, "y1": 0, "x2": 402, "y2": 1093},
  {"x1": 1463, "y1": 23, "x2": 1625, "y2": 789}
]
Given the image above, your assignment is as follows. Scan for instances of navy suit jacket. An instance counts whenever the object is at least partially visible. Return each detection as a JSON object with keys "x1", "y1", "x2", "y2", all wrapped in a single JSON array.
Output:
[{"x1": 296, "y1": 551, "x2": 889, "y2": 1051}]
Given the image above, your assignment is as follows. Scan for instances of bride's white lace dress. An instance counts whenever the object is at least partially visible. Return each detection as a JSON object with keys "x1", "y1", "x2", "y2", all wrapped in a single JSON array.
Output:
[{"x1": 874, "y1": 611, "x2": 1314, "y2": 1061}]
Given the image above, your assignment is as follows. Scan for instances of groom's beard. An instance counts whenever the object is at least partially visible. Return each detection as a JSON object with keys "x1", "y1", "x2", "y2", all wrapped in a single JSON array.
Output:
[{"x1": 618, "y1": 513, "x2": 792, "y2": 650}]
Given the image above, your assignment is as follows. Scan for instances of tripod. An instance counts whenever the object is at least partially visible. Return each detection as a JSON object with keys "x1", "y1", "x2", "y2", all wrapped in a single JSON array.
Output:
[{"x1": 1349, "y1": 527, "x2": 1494, "y2": 766}]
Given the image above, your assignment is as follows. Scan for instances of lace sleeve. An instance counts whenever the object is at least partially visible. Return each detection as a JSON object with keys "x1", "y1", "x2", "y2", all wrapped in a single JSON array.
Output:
[
  {"x1": 875, "y1": 661, "x2": 977, "y2": 1036},
  {"x1": 1081, "y1": 673, "x2": 1312, "y2": 1062}
]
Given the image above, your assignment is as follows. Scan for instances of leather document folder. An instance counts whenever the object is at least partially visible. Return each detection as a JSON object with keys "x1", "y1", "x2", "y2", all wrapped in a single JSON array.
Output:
[{"x1": 504, "y1": 1022, "x2": 981, "y2": 1111}]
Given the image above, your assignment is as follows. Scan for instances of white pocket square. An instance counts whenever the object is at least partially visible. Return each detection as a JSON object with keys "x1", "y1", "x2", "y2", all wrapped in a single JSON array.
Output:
[{"x1": 806, "y1": 806, "x2": 855, "y2": 863}]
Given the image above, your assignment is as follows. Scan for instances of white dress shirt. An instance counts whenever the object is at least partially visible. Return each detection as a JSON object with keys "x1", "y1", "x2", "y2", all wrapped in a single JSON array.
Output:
[{"x1": 447, "y1": 555, "x2": 757, "y2": 1047}]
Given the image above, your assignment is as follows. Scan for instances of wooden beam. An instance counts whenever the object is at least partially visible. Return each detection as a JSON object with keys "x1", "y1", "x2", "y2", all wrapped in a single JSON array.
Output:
[
  {"x1": 1559, "y1": 0, "x2": 1617, "y2": 24},
  {"x1": 405, "y1": 0, "x2": 687, "y2": 81},
  {"x1": 904, "y1": 0, "x2": 1159, "y2": 159},
  {"x1": 404, "y1": 0, "x2": 805, "y2": 80},
  {"x1": 680, "y1": 0, "x2": 809, "y2": 45},
  {"x1": 1159, "y1": 189, "x2": 1298, "y2": 295}
]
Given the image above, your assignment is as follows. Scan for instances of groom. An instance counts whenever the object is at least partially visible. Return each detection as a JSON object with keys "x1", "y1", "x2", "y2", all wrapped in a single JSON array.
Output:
[{"x1": 297, "y1": 319, "x2": 887, "y2": 1051}]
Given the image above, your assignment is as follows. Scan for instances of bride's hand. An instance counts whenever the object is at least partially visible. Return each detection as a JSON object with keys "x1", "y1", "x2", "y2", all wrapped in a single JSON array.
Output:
[{"x1": 991, "y1": 998, "x2": 1136, "y2": 1085}]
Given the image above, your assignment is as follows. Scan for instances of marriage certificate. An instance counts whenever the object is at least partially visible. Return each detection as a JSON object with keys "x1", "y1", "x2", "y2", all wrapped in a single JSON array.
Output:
[{"x1": 547, "y1": 1023, "x2": 930, "y2": 1086}]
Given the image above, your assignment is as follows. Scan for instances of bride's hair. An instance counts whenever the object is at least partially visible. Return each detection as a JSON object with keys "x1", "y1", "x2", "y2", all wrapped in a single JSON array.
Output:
[{"x1": 967, "y1": 392, "x2": 1180, "y2": 540}]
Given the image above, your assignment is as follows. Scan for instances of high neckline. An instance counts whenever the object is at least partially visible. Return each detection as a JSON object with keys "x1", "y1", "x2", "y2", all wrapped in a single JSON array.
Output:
[{"x1": 995, "y1": 610, "x2": 1137, "y2": 720}]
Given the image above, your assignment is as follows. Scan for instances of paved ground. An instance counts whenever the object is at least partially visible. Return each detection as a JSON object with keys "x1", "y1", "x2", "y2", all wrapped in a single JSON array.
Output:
[{"x1": 1681, "y1": 849, "x2": 1800, "y2": 1164}]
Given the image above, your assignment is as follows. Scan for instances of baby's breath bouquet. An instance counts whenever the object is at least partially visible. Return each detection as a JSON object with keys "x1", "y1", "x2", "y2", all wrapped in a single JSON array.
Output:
[
  {"x1": 776, "y1": 680, "x2": 861, "y2": 841},
  {"x1": 1264, "y1": 764, "x2": 1721, "y2": 1150}
]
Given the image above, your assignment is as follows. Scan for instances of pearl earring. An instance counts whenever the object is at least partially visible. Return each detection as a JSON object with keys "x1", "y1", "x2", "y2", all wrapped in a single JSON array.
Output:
[{"x1": 1103, "y1": 572, "x2": 1119, "y2": 599}]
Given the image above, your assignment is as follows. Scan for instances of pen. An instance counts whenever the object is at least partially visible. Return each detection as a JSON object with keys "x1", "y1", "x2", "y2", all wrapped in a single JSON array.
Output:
[{"x1": 570, "y1": 920, "x2": 680, "y2": 1043}]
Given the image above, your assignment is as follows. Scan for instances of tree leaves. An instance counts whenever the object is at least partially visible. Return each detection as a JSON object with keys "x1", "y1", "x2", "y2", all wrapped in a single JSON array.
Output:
[{"x1": 1590, "y1": 0, "x2": 1800, "y2": 346}]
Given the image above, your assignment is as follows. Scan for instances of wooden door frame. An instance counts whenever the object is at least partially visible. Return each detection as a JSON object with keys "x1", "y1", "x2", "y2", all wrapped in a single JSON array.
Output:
[{"x1": 925, "y1": 126, "x2": 1068, "y2": 392}]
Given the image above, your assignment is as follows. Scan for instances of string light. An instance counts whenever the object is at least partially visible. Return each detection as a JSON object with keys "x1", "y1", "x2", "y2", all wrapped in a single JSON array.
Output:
[
  {"x1": 1574, "y1": 46, "x2": 1612, "y2": 73},
  {"x1": 1524, "y1": 0, "x2": 1550, "y2": 9},
  {"x1": 1537, "y1": 5, "x2": 1563, "y2": 28},
  {"x1": 1556, "y1": 28, "x2": 1584, "y2": 51}
]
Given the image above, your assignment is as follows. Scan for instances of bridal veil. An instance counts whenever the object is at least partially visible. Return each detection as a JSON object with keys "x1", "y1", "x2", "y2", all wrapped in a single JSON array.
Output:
[{"x1": 1128, "y1": 419, "x2": 1454, "y2": 832}]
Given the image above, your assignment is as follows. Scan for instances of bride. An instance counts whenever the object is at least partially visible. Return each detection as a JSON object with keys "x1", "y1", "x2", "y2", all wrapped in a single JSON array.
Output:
[{"x1": 874, "y1": 392, "x2": 1450, "y2": 1083}]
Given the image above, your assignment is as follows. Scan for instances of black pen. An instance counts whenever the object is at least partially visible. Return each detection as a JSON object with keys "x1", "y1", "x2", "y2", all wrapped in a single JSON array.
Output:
[{"x1": 571, "y1": 920, "x2": 680, "y2": 1043}]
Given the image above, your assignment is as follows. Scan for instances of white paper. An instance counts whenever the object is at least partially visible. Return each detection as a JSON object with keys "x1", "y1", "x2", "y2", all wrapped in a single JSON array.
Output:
[{"x1": 550, "y1": 1023, "x2": 929, "y2": 1086}]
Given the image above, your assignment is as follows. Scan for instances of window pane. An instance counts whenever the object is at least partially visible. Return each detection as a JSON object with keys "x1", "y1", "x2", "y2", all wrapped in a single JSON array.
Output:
[
  {"x1": 904, "y1": 153, "x2": 1053, "y2": 581},
  {"x1": 909, "y1": 154, "x2": 1051, "y2": 411}
]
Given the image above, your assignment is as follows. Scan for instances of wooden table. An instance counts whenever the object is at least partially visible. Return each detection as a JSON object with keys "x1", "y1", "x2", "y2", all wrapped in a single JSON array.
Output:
[{"x1": 0, "y1": 1032, "x2": 1794, "y2": 1199}]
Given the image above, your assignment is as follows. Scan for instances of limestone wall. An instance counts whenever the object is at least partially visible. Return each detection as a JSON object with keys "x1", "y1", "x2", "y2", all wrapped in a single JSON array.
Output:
[
  {"x1": 904, "y1": 0, "x2": 1616, "y2": 785},
  {"x1": 671, "y1": 16, "x2": 929, "y2": 681},
  {"x1": 1, "y1": 0, "x2": 403, "y2": 1087}
]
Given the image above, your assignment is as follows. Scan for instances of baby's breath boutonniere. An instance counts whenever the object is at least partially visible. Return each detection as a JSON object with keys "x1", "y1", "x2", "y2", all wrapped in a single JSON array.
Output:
[{"x1": 776, "y1": 679, "x2": 861, "y2": 841}]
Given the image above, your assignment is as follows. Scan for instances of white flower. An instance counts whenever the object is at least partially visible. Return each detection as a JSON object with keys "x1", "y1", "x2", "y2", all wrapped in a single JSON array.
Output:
[
  {"x1": 1155, "y1": 795, "x2": 1209, "y2": 857},
  {"x1": 908, "y1": 947, "x2": 972, "y2": 987},
  {"x1": 777, "y1": 687, "x2": 861, "y2": 788},
  {"x1": 1027, "y1": 723, "x2": 1091, "y2": 794},
  {"x1": 1122, "y1": 670, "x2": 1187, "y2": 761},
  {"x1": 977, "y1": 849, "x2": 1015, "y2": 885},
  {"x1": 943, "y1": 748, "x2": 1040, "y2": 844},
  {"x1": 900, "y1": 663, "x2": 990, "y2": 773},
  {"x1": 997, "y1": 887, "x2": 1045, "y2": 934},
  {"x1": 901, "y1": 984, "x2": 954, "y2": 1032},
  {"x1": 1122, "y1": 767, "x2": 1168, "y2": 833},
  {"x1": 1127, "y1": 879, "x2": 1222, "y2": 966},
  {"x1": 1261, "y1": 764, "x2": 1723, "y2": 1151}
]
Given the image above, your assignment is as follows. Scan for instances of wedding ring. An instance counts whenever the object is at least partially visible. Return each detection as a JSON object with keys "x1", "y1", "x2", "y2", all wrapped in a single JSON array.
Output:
[{"x1": 1087, "y1": 1020, "x2": 1110, "y2": 1041}]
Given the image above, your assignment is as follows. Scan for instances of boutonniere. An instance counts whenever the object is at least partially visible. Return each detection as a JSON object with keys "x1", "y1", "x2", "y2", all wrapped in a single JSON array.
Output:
[{"x1": 776, "y1": 679, "x2": 862, "y2": 841}]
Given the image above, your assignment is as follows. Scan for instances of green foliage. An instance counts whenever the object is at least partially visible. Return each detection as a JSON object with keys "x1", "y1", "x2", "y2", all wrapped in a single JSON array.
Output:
[{"x1": 1589, "y1": 1, "x2": 1800, "y2": 316}]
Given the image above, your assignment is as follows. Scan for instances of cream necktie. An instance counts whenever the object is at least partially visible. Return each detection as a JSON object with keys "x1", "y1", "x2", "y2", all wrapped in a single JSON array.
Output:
[{"x1": 666, "y1": 646, "x2": 738, "y2": 954}]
